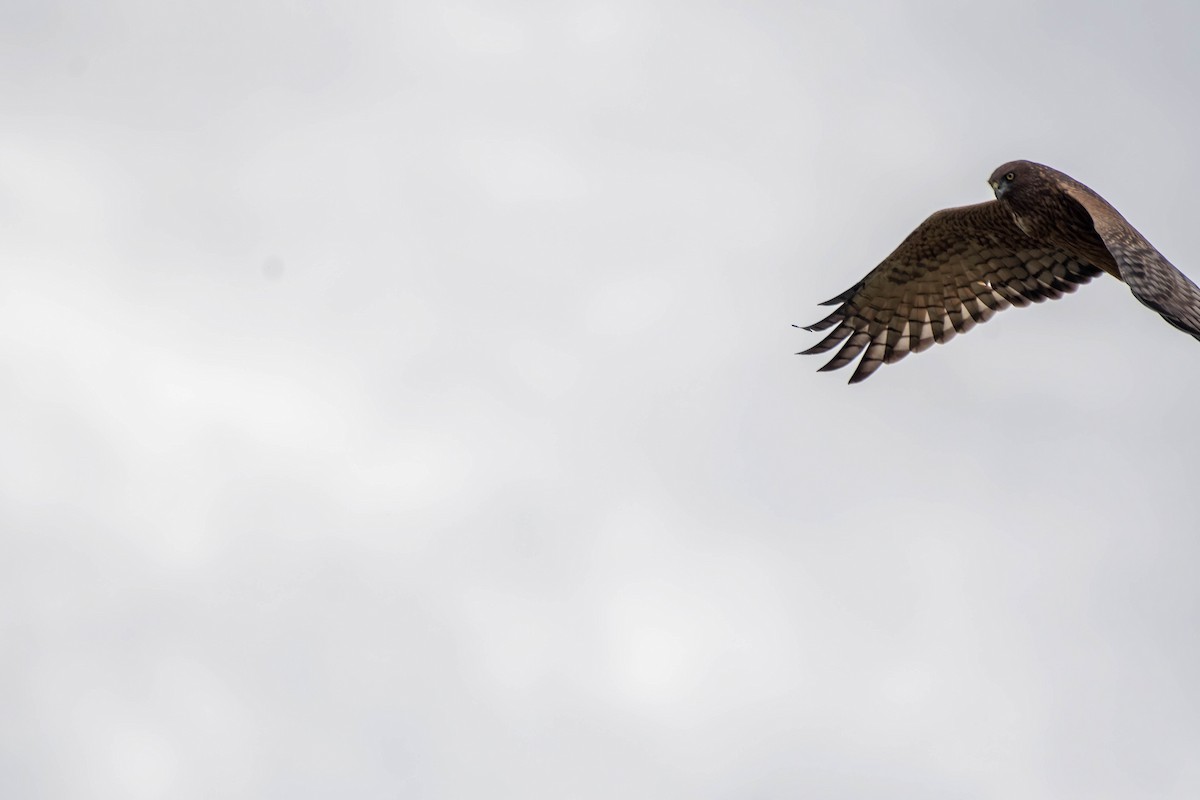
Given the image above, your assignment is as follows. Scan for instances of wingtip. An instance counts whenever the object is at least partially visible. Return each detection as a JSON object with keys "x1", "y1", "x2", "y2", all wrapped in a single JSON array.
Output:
[{"x1": 817, "y1": 282, "x2": 863, "y2": 306}]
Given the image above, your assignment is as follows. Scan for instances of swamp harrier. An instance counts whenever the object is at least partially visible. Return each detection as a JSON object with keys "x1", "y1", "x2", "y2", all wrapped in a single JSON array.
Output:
[{"x1": 799, "y1": 160, "x2": 1200, "y2": 382}]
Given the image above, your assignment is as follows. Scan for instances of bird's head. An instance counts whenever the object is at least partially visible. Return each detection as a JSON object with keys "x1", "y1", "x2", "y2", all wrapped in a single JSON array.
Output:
[{"x1": 988, "y1": 161, "x2": 1033, "y2": 201}]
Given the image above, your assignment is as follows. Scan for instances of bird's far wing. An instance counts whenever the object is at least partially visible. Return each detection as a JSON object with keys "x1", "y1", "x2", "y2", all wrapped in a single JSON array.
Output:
[
  {"x1": 1060, "y1": 183, "x2": 1200, "y2": 341},
  {"x1": 800, "y1": 201, "x2": 1104, "y2": 383}
]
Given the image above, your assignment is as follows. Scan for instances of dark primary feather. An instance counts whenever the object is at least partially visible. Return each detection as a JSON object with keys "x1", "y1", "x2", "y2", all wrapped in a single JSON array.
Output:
[{"x1": 801, "y1": 161, "x2": 1200, "y2": 382}]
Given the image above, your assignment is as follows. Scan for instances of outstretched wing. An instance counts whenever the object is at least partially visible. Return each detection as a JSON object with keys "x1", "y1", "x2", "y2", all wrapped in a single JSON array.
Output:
[
  {"x1": 800, "y1": 201, "x2": 1105, "y2": 383},
  {"x1": 1060, "y1": 183, "x2": 1200, "y2": 341}
]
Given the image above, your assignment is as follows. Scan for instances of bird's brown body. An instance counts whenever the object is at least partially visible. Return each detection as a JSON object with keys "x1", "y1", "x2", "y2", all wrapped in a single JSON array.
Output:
[{"x1": 800, "y1": 160, "x2": 1200, "y2": 382}]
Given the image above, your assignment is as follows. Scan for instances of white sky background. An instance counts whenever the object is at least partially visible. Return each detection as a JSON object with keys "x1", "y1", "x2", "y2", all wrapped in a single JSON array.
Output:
[{"x1": 4, "y1": 1, "x2": 1200, "y2": 798}]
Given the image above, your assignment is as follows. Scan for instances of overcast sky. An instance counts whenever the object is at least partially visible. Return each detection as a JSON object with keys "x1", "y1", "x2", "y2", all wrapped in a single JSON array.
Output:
[{"x1": 4, "y1": 1, "x2": 1200, "y2": 798}]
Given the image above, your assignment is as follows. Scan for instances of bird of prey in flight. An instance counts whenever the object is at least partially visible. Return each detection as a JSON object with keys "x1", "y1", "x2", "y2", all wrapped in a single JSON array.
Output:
[{"x1": 799, "y1": 160, "x2": 1200, "y2": 383}]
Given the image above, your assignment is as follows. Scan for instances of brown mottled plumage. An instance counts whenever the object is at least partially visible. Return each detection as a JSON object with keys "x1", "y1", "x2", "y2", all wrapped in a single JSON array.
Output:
[{"x1": 799, "y1": 160, "x2": 1200, "y2": 383}]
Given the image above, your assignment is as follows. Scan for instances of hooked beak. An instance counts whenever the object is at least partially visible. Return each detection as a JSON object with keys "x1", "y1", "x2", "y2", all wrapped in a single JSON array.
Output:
[{"x1": 991, "y1": 180, "x2": 1007, "y2": 199}]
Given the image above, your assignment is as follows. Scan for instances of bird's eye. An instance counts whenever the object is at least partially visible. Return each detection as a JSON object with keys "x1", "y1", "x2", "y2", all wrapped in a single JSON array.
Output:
[{"x1": 1005, "y1": 172, "x2": 1015, "y2": 182}]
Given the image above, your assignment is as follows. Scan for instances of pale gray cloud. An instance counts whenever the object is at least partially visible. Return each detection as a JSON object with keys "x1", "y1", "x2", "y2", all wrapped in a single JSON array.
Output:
[{"x1": 4, "y1": 1, "x2": 1200, "y2": 798}]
